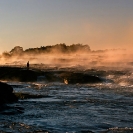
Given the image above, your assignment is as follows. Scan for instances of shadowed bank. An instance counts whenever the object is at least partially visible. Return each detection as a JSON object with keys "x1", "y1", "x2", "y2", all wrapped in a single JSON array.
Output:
[{"x1": 0, "y1": 66, "x2": 102, "y2": 83}]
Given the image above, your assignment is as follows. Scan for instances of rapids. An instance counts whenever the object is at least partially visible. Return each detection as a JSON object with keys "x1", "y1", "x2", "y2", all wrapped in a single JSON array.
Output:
[{"x1": 0, "y1": 68, "x2": 133, "y2": 133}]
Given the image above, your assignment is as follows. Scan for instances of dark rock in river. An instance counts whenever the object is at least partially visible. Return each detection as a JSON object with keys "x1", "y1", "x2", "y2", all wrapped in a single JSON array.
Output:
[
  {"x1": 44, "y1": 71, "x2": 102, "y2": 84},
  {"x1": 60, "y1": 72, "x2": 102, "y2": 84},
  {"x1": 0, "y1": 82, "x2": 18, "y2": 104}
]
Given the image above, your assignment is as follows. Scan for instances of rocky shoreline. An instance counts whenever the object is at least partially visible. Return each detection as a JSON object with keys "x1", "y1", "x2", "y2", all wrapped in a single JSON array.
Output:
[
  {"x1": 0, "y1": 66, "x2": 103, "y2": 104},
  {"x1": 0, "y1": 66, "x2": 102, "y2": 83}
]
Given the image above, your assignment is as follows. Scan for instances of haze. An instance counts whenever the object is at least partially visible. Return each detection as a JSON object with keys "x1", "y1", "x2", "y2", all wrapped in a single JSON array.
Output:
[
  {"x1": 0, "y1": 45, "x2": 133, "y2": 70},
  {"x1": 0, "y1": 0, "x2": 133, "y2": 54}
]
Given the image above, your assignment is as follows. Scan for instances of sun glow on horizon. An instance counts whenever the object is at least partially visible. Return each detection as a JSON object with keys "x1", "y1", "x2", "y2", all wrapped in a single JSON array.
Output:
[{"x1": 0, "y1": 1, "x2": 133, "y2": 54}]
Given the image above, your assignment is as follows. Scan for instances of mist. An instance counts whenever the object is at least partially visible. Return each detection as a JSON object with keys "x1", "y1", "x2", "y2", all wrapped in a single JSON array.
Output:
[{"x1": 0, "y1": 44, "x2": 133, "y2": 70}]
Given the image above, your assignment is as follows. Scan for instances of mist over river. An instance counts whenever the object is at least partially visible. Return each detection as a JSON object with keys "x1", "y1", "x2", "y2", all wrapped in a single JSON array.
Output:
[{"x1": 0, "y1": 65, "x2": 133, "y2": 133}]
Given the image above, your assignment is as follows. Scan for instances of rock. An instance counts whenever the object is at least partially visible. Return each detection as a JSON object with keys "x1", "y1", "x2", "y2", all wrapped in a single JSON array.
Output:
[
  {"x1": 14, "y1": 92, "x2": 47, "y2": 100},
  {"x1": 19, "y1": 69, "x2": 40, "y2": 82},
  {"x1": 0, "y1": 67, "x2": 103, "y2": 83},
  {"x1": 60, "y1": 72, "x2": 102, "y2": 84},
  {"x1": 44, "y1": 71, "x2": 102, "y2": 84},
  {"x1": 0, "y1": 82, "x2": 18, "y2": 104},
  {"x1": 0, "y1": 67, "x2": 43, "y2": 82}
]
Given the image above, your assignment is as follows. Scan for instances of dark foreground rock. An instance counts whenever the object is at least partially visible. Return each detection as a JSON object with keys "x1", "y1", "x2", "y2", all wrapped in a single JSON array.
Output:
[{"x1": 0, "y1": 82, "x2": 18, "y2": 104}]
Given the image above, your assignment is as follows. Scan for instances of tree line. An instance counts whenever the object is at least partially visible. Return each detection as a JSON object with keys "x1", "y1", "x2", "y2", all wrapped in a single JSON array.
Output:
[{"x1": 2, "y1": 43, "x2": 91, "y2": 58}]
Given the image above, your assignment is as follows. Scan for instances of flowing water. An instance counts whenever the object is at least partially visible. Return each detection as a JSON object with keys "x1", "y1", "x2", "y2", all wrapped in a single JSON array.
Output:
[{"x1": 0, "y1": 67, "x2": 133, "y2": 133}]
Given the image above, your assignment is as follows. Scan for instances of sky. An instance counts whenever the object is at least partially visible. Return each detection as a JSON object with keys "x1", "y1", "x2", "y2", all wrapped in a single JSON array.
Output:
[{"x1": 0, "y1": 0, "x2": 133, "y2": 54}]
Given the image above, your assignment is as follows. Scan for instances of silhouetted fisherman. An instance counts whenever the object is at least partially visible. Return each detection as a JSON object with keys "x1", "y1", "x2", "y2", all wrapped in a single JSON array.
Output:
[{"x1": 27, "y1": 61, "x2": 29, "y2": 70}]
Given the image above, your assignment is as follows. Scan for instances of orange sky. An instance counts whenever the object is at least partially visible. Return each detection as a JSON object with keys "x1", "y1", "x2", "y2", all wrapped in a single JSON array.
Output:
[{"x1": 0, "y1": 0, "x2": 133, "y2": 54}]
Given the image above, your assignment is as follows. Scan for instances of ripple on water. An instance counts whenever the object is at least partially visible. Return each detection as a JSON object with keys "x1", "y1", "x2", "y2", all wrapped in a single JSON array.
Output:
[{"x1": 1, "y1": 78, "x2": 133, "y2": 133}]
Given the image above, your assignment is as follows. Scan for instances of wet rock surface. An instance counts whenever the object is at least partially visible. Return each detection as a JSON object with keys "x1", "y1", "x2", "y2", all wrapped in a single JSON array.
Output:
[{"x1": 14, "y1": 92, "x2": 51, "y2": 100}]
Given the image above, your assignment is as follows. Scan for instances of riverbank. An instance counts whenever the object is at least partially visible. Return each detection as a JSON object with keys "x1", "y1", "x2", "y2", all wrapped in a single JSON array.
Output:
[{"x1": 0, "y1": 66, "x2": 103, "y2": 83}]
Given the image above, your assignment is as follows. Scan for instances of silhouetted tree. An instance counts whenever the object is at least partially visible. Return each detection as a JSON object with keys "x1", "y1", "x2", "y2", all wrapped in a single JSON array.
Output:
[
  {"x1": 8, "y1": 44, "x2": 91, "y2": 56},
  {"x1": 10, "y1": 46, "x2": 23, "y2": 55},
  {"x1": 2, "y1": 51, "x2": 11, "y2": 58}
]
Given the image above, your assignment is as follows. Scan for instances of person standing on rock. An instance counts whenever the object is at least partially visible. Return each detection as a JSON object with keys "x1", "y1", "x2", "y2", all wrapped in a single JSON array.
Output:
[{"x1": 27, "y1": 61, "x2": 29, "y2": 70}]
